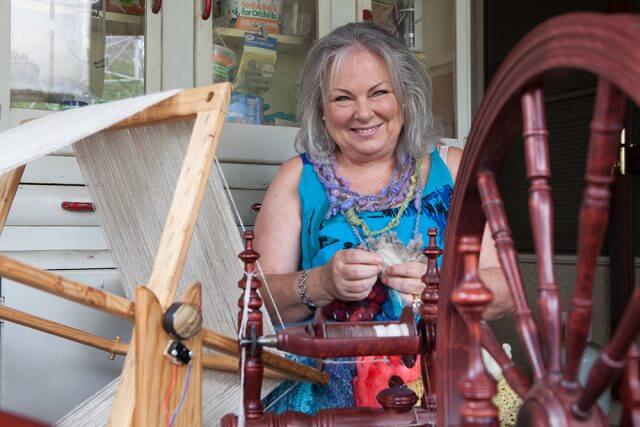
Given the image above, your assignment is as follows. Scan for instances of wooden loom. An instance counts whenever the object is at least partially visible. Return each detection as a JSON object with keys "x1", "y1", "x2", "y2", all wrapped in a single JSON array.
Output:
[
  {"x1": 0, "y1": 83, "x2": 327, "y2": 426},
  {"x1": 1, "y1": 11, "x2": 640, "y2": 427}
]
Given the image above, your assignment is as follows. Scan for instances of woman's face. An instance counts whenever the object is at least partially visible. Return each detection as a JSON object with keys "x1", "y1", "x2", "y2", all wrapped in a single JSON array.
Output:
[{"x1": 324, "y1": 49, "x2": 403, "y2": 163}]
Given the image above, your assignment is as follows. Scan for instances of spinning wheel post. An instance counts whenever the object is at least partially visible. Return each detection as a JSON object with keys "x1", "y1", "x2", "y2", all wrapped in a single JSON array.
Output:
[
  {"x1": 420, "y1": 227, "x2": 441, "y2": 411},
  {"x1": 237, "y1": 231, "x2": 265, "y2": 420},
  {"x1": 452, "y1": 236, "x2": 498, "y2": 426}
]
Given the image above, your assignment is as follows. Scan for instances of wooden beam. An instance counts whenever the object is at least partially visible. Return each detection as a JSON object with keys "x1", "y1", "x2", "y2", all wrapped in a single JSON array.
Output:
[
  {"x1": 0, "y1": 255, "x2": 327, "y2": 385},
  {"x1": 109, "y1": 84, "x2": 231, "y2": 427},
  {"x1": 110, "y1": 83, "x2": 232, "y2": 131},
  {"x1": 0, "y1": 255, "x2": 135, "y2": 319},
  {"x1": 174, "y1": 283, "x2": 203, "y2": 426},
  {"x1": 0, "y1": 303, "x2": 293, "y2": 382},
  {"x1": 0, "y1": 304, "x2": 128, "y2": 356},
  {"x1": 0, "y1": 166, "x2": 25, "y2": 235}
]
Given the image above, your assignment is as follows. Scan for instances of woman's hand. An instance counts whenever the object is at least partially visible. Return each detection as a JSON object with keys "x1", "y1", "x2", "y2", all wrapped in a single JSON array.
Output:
[
  {"x1": 381, "y1": 262, "x2": 427, "y2": 302},
  {"x1": 320, "y1": 249, "x2": 384, "y2": 303}
]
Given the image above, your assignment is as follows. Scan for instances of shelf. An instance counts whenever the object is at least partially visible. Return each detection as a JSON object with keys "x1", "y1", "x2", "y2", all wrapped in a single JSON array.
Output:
[
  {"x1": 214, "y1": 26, "x2": 307, "y2": 49},
  {"x1": 105, "y1": 11, "x2": 144, "y2": 25},
  {"x1": 413, "y1": 51, "x2": 426, "y2": 60}
]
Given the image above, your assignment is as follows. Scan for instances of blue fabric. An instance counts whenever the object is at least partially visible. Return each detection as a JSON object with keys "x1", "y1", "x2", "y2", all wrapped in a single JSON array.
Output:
[{"x1": 263, "y1": 150, "x2": 454, "y2": 415}]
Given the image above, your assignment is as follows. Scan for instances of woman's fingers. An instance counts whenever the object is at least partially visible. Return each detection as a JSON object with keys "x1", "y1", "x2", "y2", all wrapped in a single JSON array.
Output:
[
  {"x1": 340, "y1": 278, "x2": 377, "y2": 301},
  {"x1": 382, "y1": 262, "x2": 429, "y2": 295},
  {"x1": 381, "y1": 275, "x2": 425, "y2": 295},
  {"x1": 340, "y1": 249, "x2": 384, "y2": 266},
  {"x1": 340, "y1": 263, "x2": 382, "y2": 280},
  {"x1": 385, "y1": 262, "x2": 427, "y2": 279}
]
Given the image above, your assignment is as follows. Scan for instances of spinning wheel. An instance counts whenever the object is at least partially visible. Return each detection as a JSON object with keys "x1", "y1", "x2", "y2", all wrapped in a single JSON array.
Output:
[
  {"x1": 221, "y1": 12, "x2": 640, "y2": 426},
  {"x1": 437, "y1": 12, "x2": 640, "y2": 426}
]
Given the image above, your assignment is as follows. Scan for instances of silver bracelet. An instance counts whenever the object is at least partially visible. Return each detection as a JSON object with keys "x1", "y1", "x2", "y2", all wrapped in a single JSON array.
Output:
[{"x1": 297, "y1": 269, "x2": 318, "y2": 311}]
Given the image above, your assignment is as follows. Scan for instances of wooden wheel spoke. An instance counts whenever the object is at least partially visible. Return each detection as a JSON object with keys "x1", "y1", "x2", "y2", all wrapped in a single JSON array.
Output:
[
  {"x1": 573, "y1": 288, "x2": 640, "y2": 418},
  {"x1": 621, "y1": 344, "x2": 640, "y2": 427},
  {"x1": 563, "y1": 79, "x2": 627, "y2": 388},
  {"x1": 481, "y1": 321, "x2": 531, "y2": 398},
  {"x1": 521, "y1": 87, "x2": 562, "y2": 377},
  {"x1": 477, "y1": 171, "x2": 546, "y2": 381}
]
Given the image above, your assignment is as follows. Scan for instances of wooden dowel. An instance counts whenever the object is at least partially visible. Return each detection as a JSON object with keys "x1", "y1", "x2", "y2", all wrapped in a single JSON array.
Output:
[
  {"x1": 0, "y1": 255, "x2": 135, "y2": 319},
  {"x1": 0, "y1": 304, "x2": 128, "y2": 356},
  {"x1": 480, "y1": 321, "x2": 530, "y2": 398},
  {"x1": 0, "y1": 303, "x2": 300, "y2": 383},
  {"x1": 109, "y1": 83, "x2": 232, "y2": 131},
  {"x1": 202, "y1": 355, "x2": 290, "y2": 381},
  {"x1": 0, "y1": 166, "x2": 25, "y2": 236},
  {"x1": 202, "y1": 329, "x2": 329, "y2": 385}
]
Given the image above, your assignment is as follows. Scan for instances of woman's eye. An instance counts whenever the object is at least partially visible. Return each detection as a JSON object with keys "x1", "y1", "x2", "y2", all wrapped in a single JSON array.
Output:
[
  {"x1": 372, "y1": 90, "x2": 388, "y2": 96},
  {"x1": 333, "y1": 95, "x2": 350, "y2": 102}
]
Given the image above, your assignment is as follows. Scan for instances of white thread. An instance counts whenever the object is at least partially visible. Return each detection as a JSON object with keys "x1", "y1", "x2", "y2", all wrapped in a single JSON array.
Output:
[
  {"x1": 373, "y1": 324, "x2": 409, "y2": 337},
  {"x1": 263, "y1": 381, "x2": 300, "y2": 412},
  {"x1": 238, "y1": 271, "x2": 254, "y2": 340},
  {"x1": 214, "y1": 157, "x2": 285, "y2": 330}
]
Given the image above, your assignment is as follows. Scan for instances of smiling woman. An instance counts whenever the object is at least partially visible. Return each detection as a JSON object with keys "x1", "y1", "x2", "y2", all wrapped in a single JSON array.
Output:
[{"x1": 253, "y1": 22, "x2": 513, "y2": 415}]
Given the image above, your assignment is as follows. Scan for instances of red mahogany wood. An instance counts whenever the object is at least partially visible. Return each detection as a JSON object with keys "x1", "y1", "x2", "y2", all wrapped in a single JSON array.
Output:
[
  {"x1": 480, "y1": 321, "x2": 530, "y2": 399},
  {"x1": 563, "y1": 79, "x2": 627, "y2": 389},
  {"x1": 238, "y1": 231, "x2": 265, "y2": 419},
  {"x1": 420, "y1": 227, "x2": 440, "y2": 410},
  {"x1": 621, "y1": 344, "x2": 640, "y2": 427},
  {"x1": 573, "y1": 288, "x2": 640, "y2": 417},
  {"x1": 451, "y1": 235, "x2": 498, "y2": 426},
  {"x1": 521, "y1": 87, "x2": 562, "y2": 378},
  {"x1": 275, "y1": 322, "x2": 420, "y2": 358},
  {"x1": 220, "y1": 407, "x2": 434, "y2": 426},
  {"x1": 477, "y1": 171, "x2": 545, "y2": 381},
  {"x1": 438, "y1": 12, "x2": 640, "y2": 426}
]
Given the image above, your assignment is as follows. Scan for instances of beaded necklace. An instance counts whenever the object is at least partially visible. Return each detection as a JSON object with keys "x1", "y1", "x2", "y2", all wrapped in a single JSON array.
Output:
[{"x1": 311, "y1": 154, "x2": 425, "y2": 249}]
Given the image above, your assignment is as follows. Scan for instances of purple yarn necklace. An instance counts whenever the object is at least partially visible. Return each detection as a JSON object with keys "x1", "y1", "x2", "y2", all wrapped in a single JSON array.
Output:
[
  {"x1": 311, "y1": 153, "x2": 425, "y2": 249},
  {"x1": 312, "y1": 153, "x2": 416, "y2": 219}
]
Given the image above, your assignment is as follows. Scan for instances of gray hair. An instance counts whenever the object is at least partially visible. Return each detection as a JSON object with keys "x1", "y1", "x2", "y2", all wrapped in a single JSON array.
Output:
[{"x1": 295, "y1": 22, "x2": 438, "y2": 165}]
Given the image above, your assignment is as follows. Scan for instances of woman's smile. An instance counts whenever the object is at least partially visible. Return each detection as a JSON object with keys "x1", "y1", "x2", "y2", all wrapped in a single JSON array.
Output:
[{"x1": 352, "y1": 123, "x2": 383, "y2": 137}]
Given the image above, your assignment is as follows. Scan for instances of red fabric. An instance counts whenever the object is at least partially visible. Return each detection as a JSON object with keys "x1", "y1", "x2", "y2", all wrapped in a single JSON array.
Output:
[{"x1": 353, "y1": 355, "x2": 422, "y2": 407}]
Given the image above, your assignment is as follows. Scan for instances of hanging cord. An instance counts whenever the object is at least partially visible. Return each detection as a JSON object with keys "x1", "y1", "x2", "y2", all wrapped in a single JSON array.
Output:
[
  {"x1": 169, "y1": 363, "x2": 193, "y2": 426},
  {"x1": 162, "y1": 364, "x2": 180, "y2": 426},
  {"x1": 214, "y1": 157, "x2": 286, "y2": 330}
]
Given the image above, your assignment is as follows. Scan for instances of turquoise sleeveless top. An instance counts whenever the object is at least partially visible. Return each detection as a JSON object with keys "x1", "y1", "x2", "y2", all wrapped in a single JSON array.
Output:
[
  {"x1": 263, "y1": 149, "x2": 454, "y2": 415},
  {"x1": 300, "y1": 149, "x2": 452, "y2": 269}
]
